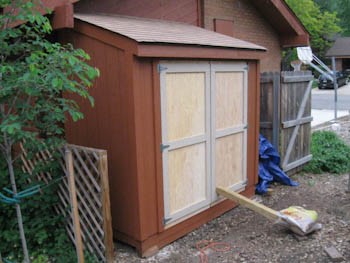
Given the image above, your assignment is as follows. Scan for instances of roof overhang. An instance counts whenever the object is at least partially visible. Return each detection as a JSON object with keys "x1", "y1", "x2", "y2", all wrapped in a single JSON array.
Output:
[
  {"x1": 73, "y1": 14, "x2": 266, "y2": 60},
  {"x1": 250, "y1": 0, "x2": 309, "y2": 47}
]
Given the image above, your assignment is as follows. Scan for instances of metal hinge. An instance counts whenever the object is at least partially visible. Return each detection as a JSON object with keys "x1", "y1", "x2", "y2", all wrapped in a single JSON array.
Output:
[
  {"x1": 163, "y1": 217, "x2": 172, "y2": 225},
  {"x1": 157, "y1": 64, "x2": 168, "y2": 73},
  {"x1": 160, "y1": 144, "x2": 170, "y2": 152}
]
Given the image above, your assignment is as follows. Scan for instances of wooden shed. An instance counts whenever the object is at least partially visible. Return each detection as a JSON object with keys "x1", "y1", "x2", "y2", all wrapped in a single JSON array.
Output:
[{"x1": 63, "y1": 13, "x2": 266, "y2": 256}]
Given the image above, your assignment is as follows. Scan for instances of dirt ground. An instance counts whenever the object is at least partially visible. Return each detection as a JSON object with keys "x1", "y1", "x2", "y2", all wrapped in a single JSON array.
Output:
[{"x1": 115, "y1": 119, "x2": 350, "y2": 263}]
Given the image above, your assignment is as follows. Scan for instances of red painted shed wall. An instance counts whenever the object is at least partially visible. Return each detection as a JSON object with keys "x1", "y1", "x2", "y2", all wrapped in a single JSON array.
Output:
[{"x1": 63, "y1": 30, "x2": 144, "y2": 240}]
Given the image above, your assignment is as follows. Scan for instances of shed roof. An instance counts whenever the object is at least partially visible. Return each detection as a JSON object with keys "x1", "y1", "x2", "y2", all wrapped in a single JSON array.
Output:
[
  {"x1": 326, "y1": 37, "x2": 350, "y2": 57},
  {"x1": 74, "y1": 13, "x2": 266, "y2": 51}
]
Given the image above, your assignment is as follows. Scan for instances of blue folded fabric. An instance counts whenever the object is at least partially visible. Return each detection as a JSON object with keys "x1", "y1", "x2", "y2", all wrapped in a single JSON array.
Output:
[{"x1": 256, "y1": 134, "x2": 299, "y2": 194}]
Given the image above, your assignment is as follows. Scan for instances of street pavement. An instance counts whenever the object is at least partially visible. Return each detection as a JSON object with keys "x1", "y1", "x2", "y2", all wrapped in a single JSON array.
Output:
[
  {"x1": 311, "y1": 83, "x2": 350, "y2": 126},
  {"x1": 312, "y1": 83, "x2": 350, "y2": 110}
]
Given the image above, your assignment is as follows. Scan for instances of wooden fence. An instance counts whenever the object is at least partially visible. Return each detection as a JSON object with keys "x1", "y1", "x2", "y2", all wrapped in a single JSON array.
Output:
[
  {"x1": 260, "y1": 71, "x2": 314, "y2": 174},
  {"x1": 260, "y1": 72, "x2": 280, "y2": 149},
  {"x1": 20, "y1": 144, "x2": 114, "y2": 262}
]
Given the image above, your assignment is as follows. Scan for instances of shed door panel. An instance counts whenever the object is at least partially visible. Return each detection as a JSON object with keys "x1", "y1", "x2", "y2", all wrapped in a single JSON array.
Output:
[
  {"x1": 215, "y1": 133, "x2": 244, "y2": 188},
  {"x1": 161, "y1": 63, "x2": 211, "y2": 224},
  {"x1": 168, "y1": 143, "x2": 206, "y2": 215},
  {"x1": 212, "y1": 64, "x2": 247, "y2": 196},
  {"x1": 215, "y1": 72, "x2": 244, "y2": 129},
  {"x1": 166, "y1": 73, "x2": 205, "y2": 141}
]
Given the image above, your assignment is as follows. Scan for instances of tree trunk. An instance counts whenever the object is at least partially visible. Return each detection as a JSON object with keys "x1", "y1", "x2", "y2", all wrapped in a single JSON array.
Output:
[{"x1": 7, "y1": 152, "x2": 30, "y2": 263}]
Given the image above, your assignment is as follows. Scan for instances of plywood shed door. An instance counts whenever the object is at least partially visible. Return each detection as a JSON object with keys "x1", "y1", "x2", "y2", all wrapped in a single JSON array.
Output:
[
  {"x1": 211, "y1": 63, "x2": 248, "y2": 199},
  {"x1": 160, "y1": 61, "x2": 248, "y2": 225},
  {"x1": 160, "y1": 62, "x2": 211, "y2": 225}
]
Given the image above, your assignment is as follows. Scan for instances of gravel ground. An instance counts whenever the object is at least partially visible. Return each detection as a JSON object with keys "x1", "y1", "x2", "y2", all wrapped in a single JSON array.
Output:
[{"x1": 115, "y1": 118, "x2": 350, "y2": 263}]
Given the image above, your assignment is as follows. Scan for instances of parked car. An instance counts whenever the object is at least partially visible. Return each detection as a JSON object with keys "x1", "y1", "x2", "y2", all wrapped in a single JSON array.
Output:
[{"x1": 318, "y1": 71, "x2": 349, "y2": 89}]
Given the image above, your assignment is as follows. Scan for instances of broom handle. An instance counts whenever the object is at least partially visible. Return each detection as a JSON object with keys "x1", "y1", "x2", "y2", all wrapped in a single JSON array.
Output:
[{"x1": 216, "y1": 187, "x2": 279, "y2": 221}]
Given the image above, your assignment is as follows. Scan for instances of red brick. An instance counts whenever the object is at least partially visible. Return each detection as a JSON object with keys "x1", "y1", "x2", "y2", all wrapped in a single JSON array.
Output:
[{"x1": 204, "y1": 0, "x2": 282, "y2": 72}]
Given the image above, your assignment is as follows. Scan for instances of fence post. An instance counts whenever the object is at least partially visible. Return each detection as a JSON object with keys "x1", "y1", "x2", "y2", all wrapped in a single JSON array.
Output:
[
  {"x1": 272, "y1": 72, "x2": 280, "y2": 150},
  {"x1": 66, "y1": 148, "x2": 84, "y2": 263},
  {"x1": 98, "y1": 151, "x2": 114, "y2": 262}
]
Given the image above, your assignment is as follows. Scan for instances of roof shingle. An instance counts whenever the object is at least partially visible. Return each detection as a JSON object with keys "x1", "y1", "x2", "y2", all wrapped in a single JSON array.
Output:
[
  {"x1": 326, "y1": 37, "x2": 350, "y2": 57},
  {"x1": 74, "y1": 13, "x2": 266, "y2": 51}
]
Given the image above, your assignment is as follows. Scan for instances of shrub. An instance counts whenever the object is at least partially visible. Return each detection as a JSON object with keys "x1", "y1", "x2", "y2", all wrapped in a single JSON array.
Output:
[
  {"x1": 0, "y1": 158, "x2": 77, "y2": 262},
  {"x1": 1, "y1": 0, "x2": 99, "y2": 261},
  {"x1": 303, "y1": 130, "x2": 350, "y2": 174}
]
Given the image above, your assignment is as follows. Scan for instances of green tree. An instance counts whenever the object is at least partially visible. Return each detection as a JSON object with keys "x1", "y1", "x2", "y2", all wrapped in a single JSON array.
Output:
[
  {"x1": 314, "y1": 0, "x2": 338, "y2": 12},
  {"x1": 0, "y1": 0, "x2": 99, "y2": 261},
  {"x1": 337, "y1": 0, "x2": 350, "y2": 36},
  {"x1": 316, "y1": 0, "x2": 350, "y2": 37},
  {"x1": 286, "y1": 0, "x2": 341, "y2": 57}
]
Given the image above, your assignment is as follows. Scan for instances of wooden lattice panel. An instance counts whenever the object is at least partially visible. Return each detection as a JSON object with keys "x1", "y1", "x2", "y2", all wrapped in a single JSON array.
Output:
[{"x1": 20, "y1": 143, "x2": 114, "y2": 262}]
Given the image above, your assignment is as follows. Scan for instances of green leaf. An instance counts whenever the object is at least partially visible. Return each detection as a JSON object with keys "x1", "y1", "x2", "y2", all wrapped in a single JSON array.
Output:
[{"x1": 51, "y1": 78, "x2": 59, "y2": 88}]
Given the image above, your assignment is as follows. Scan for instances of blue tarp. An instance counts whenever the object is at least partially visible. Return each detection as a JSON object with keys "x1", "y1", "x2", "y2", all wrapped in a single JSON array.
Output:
[{"x1": 256, "y1": 134, "x2": 299, "y2": 195}]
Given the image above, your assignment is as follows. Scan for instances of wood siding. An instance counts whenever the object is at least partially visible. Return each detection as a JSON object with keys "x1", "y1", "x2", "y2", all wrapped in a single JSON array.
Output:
[
  {"x1": 63, "y1": 30, "x2": 143, "y2": 240},
  {"x1": 75, "y1": 0, "x2": 201, "y2": 26},
  {"x1": 132, "y1": 58, "x2": 159, "y2": 240}
]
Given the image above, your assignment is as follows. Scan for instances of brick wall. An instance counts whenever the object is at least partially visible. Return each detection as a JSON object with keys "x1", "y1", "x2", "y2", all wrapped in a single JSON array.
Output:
[{"x1": 204, "y1": 0, "x2": 282, "y2": 72}]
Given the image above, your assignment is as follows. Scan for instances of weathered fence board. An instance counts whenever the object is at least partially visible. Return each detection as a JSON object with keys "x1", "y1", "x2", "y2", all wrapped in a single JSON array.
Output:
[
  {"x1": 20, "y1": 143, "x2": 114, "y2": 262},
  {"x1": 260, "y1": 71, "x2": 313, "y2": 174},
  {"x1": 260, "y1": 72, "x2": 280, "y2": 150},
  {"x1": 280, "y1": 71, "x2": 313, "y2": 173}
]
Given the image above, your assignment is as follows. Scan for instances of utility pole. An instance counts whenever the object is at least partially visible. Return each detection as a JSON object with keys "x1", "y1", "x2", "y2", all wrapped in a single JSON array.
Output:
[{"x1": 332, "y1": 57, "x2": 338, "y2": 120}]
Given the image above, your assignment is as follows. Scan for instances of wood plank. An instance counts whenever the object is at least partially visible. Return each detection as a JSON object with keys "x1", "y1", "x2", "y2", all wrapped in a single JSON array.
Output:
[
  {"x1": 216, "y1": 187, "x2": 279, "y2": 221},
  {"x1": 282, "y1": 75, "x2": 314, "y2": 83},
  {"x1": 259, "y1": 72, "x2": 276, "y2": 143},
  {"x1": 98, "y1": 151, "x2": 114, "y2": 263},
  {"x1": 283, "y1": 154, "x2": 312, "y2": 172},
  {"x1": 66, "y1": 149, "x2": 84, "y2": 263},
  {"x1": 272, "y1": 72, "x2": 280, "y2": 150},
  {"x1": 249, "y1": 61, "x2": 260, "y2": 185},
  {"x1": 137, "y1": 44, "x2": 265, "y2": 60},
  {"x1": 282, "y1": 116, "x2": 313, "y2": 129}
]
